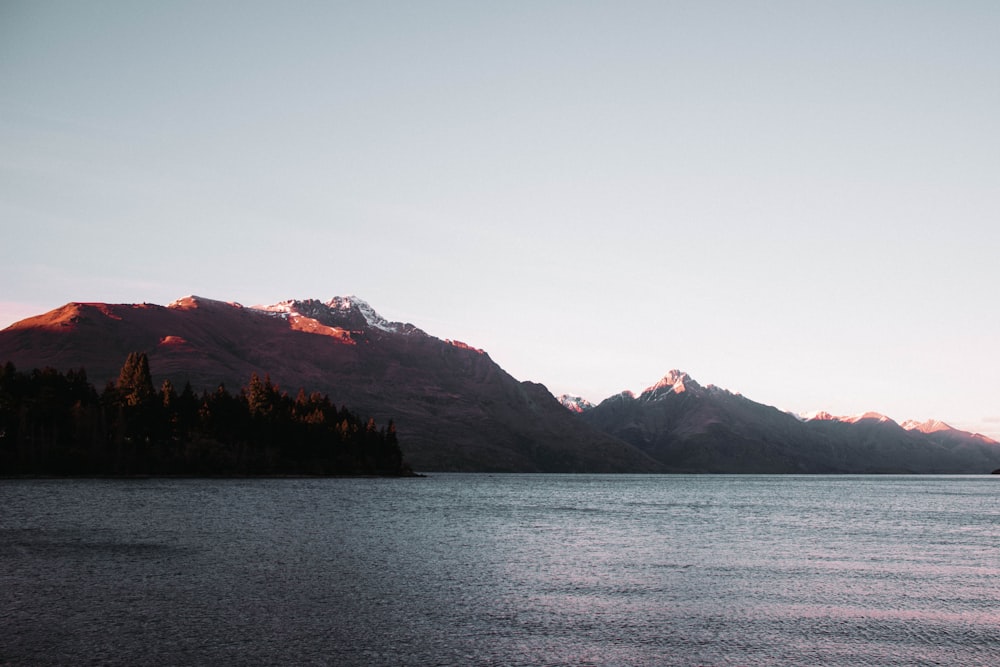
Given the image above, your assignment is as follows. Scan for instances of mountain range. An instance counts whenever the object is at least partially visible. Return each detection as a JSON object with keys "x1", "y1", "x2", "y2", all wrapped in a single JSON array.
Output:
[
  {"x1": 2, "y1": 296, "x2": 998, "y2": 473},
  {"x1": 566, "y1": 371, "x2": 1000, "y2": 473}
]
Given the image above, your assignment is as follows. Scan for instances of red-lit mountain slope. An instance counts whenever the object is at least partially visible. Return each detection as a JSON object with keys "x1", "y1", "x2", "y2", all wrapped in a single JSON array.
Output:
[{"x1": 0, "y1": 296, "x2": 660, "y2": 473}]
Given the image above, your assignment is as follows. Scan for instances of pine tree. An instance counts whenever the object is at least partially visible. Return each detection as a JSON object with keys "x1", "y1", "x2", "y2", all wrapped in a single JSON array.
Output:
[
  {"x1": 117, "y1": 352, "x2": 154, "y2": 408},
  {"x1": 246, "y1": 373, "x2": 274, "y2": 418},
  {"x1": 161, "y1": 379, "x2": 176, "y2": 409}
]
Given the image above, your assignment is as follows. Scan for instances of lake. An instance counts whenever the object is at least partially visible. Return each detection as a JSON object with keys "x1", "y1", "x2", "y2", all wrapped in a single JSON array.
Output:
[{"x1": 1, "y1": 475, "x2": 997, "y2": 666}]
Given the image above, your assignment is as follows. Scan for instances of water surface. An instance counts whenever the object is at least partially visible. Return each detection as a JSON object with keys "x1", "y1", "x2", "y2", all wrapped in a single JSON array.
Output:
[{"x1": 1, "y1": 475, "x2": 997, "y2": 665}]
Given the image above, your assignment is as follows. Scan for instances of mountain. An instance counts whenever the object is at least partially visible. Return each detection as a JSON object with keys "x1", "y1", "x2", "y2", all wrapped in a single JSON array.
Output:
[
  {"x1": 5, "y1": 298, "x2": 997, "y2": 474},
  {"x1": 0, "y1": 296, "x2": 660, "y2": 473},
  {"x1": 576, "y1": 370, "x2": 1000, "y2": 473},
  {"x1": 900, "y1": 418, "x2": 960, "y2": 434},
  {"x1": 557, "y1": 394, "x2": 595, "y2": 413}
]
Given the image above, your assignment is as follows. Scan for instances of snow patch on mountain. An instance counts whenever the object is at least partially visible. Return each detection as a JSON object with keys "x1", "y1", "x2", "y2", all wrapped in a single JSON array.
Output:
[
  {"x1": 801, "y1": 410, "x2": 839, "y2": 422},
  {"x1": 250, "y1": 296, "x2": 423, "y2": 336},
  {"x1": 252, "y1": 299, "x2": 329, "y2": 325},
  {"x1": 801, "y1": 410, "x2": 900, "y2": 426},
  {"x1": 326, "y1": 296, "x2": 398, "y2": 333},
  {"x1": 844, "y1": 412, "x2": 896, "y2": 425},
  {"x1": 168, "y1": 295, "x2": 244, "y2": 310},
  {"x1": 900, "y1": 419, "x2": 954, "y2": 434},
  {"x1": 641, "y1": 370, "x2": 700, "y2": 400},
  {"x1": 558, "y1": 394, "x2": 595, "y2": 413}
]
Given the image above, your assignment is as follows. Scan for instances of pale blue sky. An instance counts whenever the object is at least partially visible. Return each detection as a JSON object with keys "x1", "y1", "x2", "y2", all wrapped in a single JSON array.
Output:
[{"x1": 2, "y1": 1, "x2": 998, "y2": 437}]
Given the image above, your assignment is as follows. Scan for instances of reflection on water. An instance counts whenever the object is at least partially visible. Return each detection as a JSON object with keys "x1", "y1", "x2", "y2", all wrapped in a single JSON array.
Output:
[{"x1": 1, "y1": 475, "x2": 998, "y2": 666}]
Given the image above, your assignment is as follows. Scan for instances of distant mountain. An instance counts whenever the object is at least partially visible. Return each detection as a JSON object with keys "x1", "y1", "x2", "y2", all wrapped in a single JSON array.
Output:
[
  {"x1": 0, "y1": 296, "x2": 661, "y2": 473},
  {"x1": 557, "y1": 394, "x2": 595, "y2": 413},
  {"x1": 900, "y1": 418, "x2": 960, "y2": 434},
  {"x1": 575, "y1": 370, "x2": 1000, "y2": 473}
]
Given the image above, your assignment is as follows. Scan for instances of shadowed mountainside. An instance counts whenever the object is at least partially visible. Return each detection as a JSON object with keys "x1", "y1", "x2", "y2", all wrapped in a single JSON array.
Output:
[{"x1": 576, "y1": 371, "x2": 1000, "y2": 473}]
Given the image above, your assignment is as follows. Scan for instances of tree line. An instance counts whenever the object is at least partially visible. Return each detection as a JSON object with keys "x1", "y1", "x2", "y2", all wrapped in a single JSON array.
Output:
[{"x1": 0, "y1": 353, "x2": 413, "y2": 476}]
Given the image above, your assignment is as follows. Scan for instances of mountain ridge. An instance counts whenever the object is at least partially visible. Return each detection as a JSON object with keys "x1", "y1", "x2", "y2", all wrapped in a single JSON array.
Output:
[
  {"x1": 572, "y1": 369, "x2": 999, "y2": 473},
  {"x1": 0, "y1": 296, "x2": 661, "y2": 473},
  {"x1": 567, "y1": 370, "x2": 997, "y2": 445},
  {"x1": 3, "y1": 297, "x2": 998, "y2": 473}
]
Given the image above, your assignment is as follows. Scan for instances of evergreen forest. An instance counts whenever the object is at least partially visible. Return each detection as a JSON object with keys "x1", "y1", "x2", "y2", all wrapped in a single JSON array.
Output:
[{"x1": 0, "y1": 353, "x2": 413, "y2": 476}]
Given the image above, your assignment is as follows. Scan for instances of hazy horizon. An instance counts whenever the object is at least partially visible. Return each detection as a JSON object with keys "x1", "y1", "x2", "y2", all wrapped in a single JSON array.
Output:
[{"x1": 2, "y1": 2, "x2": 998, "y2": 439}]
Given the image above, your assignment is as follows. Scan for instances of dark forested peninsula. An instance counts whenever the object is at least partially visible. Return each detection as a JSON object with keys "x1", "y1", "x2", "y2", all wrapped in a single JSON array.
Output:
[{"x1": 0, "y1": 353, "x2": 412, "y2": 477}]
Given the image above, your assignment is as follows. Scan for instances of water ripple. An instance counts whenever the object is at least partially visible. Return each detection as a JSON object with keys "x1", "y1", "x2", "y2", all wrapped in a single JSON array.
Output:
[{"x1": 1, "y1": 475, "x2": 998, "y2": 666}]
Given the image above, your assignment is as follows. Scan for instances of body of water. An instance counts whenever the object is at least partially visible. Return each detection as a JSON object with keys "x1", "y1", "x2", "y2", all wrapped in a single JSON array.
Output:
[{"x1": 1, "y1": 474, "x2": 997, "y2": 666}]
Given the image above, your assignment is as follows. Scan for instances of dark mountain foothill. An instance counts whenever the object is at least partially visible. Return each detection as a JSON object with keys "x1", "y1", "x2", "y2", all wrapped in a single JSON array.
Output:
[{"x1": 2, "y1": 297, "x2": 998, "y2": 474}]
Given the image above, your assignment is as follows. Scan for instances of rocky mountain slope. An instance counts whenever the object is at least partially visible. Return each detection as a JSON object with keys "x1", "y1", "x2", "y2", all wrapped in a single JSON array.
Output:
[
  {"x1": 0, "y1": 296, "x2": 660, "y2": 473},
  {"x1": 575, "y1": 371, "x2": 1000, "y2": 473},
  {"x1": 4, "y1": 298, "x2": 997, "y2": 473}
]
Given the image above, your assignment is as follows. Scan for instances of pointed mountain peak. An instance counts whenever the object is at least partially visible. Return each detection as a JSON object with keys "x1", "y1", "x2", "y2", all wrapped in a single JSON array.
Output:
[
  {"x1": 325, "y1": 296, "x2": 398, "y2": 333},
  {"x1": 641, "y1": 370, "x2": 700, "y2": 399},
  {"x1": 558, "y1": 394, "x2": 595, "y2": 413}
]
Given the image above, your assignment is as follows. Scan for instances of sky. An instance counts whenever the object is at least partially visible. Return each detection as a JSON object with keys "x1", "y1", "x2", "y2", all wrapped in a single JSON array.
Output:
[{"x1": 2, "y1": 1, "x2": 998, "y2": 438}]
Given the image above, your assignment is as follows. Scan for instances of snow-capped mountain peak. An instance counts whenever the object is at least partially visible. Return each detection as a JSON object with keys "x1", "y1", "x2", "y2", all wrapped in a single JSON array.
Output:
[
  {"x1": 900, "y1": 419, "x2": 954, "y2": 434},
  {"x1": 558, "y1": 394, "x2": 595, "y2": 413},
  {"x1": 324, "y1": 296, "x2": 397, "y2": 333},
  {"x1": 641, "y1": 370, "x2": 700, "y2": 399},
  {"x1": 250, "y1": 296, "x2": 421, "y2": 336}
]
